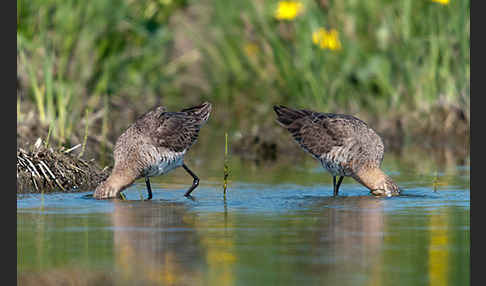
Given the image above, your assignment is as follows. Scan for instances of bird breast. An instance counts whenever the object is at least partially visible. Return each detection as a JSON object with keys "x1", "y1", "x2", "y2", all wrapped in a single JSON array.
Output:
[{"x1": 320, "y1": 145, "x2": 353, "y2": 177}]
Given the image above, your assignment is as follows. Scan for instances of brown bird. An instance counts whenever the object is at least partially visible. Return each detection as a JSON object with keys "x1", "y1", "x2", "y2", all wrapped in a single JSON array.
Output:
[
  {"x1": 273, "y1": 105, "x2": 400, "y2": 197},
  {"x1": 94, "y1": 102, "x2": 212, "y2": 200}
]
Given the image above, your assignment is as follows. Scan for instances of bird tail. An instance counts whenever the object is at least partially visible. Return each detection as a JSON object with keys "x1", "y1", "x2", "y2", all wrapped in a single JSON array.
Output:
[
  {"x1": 273, "y1": 105, "x2": 311, "y2": 127},
  {"x1": 181, "y1": 102, "x2": 212, "y2": 123}
]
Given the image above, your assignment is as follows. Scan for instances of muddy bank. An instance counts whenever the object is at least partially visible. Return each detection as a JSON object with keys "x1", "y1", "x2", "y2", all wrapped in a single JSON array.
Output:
[{"x1": 17, "y1": 139, "x2": 109, "y2": 194}]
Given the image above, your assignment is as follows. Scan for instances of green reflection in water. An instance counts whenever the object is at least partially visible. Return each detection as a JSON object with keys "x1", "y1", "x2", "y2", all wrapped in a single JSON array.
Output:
[
  {"x1": 17, "y1": 201, "x2": 470, "y2": 286},
  {"x1": 17, "y1": 212, "x2": 114, "y2": 273}
]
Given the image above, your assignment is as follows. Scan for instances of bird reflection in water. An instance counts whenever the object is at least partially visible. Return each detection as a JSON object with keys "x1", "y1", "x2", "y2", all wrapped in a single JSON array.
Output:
[
  {"x1": 304, "y1": 196, "x2": 385, "y2": 285},
  {"x1": 111, "y1": 200, "x2": 204, "y2": 285}
]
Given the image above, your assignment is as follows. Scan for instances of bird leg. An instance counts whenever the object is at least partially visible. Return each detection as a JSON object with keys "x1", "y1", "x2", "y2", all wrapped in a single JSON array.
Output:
[
  {"x1": 182, "y1": 164, "x2": 200, "y2": 197},
  {"x1": 145, "y1": 176, "x2": 153, "y2": 200},
  {"x1": 333, "y1": 176, "x2": 344, "y2": 196}
]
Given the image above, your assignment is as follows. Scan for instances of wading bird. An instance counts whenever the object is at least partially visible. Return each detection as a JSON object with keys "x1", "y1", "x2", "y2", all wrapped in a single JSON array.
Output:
[
  {"x1": 94, "y1": 102, "x2": 212, "y2": 200},
  {"x1": 273, "y1": 105, "x2": 400, "y2": 197}
]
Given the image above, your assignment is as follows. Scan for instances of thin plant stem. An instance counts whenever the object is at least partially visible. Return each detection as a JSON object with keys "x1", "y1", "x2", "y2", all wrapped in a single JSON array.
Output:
[
  {"x1": 78, "y1": 108, "x2": 91, "y2": 159},
  {"x1": 44, "y1": 122, "x2": 54, "y2": 148},
  {"x1": 223, "y1": 132, "x2": 229, "y2": 195}
]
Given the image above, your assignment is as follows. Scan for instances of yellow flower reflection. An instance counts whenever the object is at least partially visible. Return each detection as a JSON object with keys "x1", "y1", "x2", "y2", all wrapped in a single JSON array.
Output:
[
  {"x1": 274, "y1": 1, "x2": 303, "y2": 20},
  {"x1": 312, "y1": 28, "x2": 342, "y2": 51},
  {"x1": 431, "y1": 0, "x2": 450, "y2": 5}
]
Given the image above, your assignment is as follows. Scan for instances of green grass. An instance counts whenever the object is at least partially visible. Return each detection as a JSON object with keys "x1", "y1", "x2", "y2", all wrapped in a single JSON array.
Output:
[
  {"x1": 197, "y1": 0, "x2": 469, "y2": 114},
  {"x1": 17, "y1": 0, "x2": 469, "y2": 146},
  {"x1": 17, "y1": 0, "x2": 187, "y2": 145}
]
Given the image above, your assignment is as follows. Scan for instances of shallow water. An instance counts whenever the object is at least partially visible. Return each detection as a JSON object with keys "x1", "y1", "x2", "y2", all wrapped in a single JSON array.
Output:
[{"x1": 17, "y1": 149, "x2": 470, "y2": 285}]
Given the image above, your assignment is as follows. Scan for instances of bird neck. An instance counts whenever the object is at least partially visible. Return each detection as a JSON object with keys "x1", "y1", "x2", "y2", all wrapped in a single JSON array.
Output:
[{"x1": 104, "y1": 167, "x2": 138, "y2": 193}]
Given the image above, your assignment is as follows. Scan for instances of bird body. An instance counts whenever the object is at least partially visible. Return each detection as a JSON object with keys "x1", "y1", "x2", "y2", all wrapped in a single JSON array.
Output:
[
  {"x1": 273, "y1": 105, "x2": 399, "y2": 197},
  {"x1": 143, "y1": 150, "x2": 186, "y2": 178},
  {"x1": 94, "y1": 102, "x2": 212, "y2": 200}
]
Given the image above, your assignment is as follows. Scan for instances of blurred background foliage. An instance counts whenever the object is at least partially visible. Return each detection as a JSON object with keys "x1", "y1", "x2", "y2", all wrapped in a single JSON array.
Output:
[{"x1": 17, "y1": 0, "x2": 469, "y2": 157}]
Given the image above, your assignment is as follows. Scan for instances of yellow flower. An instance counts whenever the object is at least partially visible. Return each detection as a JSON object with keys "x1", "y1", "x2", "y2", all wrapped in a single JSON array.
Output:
[
  {"x1": 431, "y1": 0, "x2": 450, "y2": 5},
  {"x1": 274, "y1": 1, "x2": 303, "y2": 20},
  {"x1": 312, "y1": 28, "x2": 342, "y2": 51}
]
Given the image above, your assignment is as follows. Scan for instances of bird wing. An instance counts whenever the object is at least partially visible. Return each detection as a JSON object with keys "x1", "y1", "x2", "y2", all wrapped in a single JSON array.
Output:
[
  {"x1": 285, "y1": 112, "x2": 359, "y2": 158},
  {"x1": 151, "y1": 112, "x2": 203, "y2": 152}
]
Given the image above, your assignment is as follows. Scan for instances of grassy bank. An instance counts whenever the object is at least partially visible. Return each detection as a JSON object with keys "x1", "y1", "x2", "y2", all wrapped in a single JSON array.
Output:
[{"x1": 17, "y1": 0, "x2": 469, "y2": 162}]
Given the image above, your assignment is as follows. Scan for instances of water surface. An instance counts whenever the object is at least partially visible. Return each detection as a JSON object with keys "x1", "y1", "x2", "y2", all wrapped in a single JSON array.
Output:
[{"x1": 17, "y1": 148, "x2": 470, "y2": 285}]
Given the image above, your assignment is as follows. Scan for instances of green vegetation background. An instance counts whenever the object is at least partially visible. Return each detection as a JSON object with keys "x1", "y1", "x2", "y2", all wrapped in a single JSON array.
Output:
[{"x1": 17, "y1": 0, "x2": 469, "y2": 153}]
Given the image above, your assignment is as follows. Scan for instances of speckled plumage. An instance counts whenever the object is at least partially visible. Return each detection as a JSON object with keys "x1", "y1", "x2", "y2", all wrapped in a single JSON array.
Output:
[
  {"x1": 274, "y1": 105, "x2": 400, "y2": 197},
  {"x1": 94, "y1": 102, "x2": 212, "y2": 199}
]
